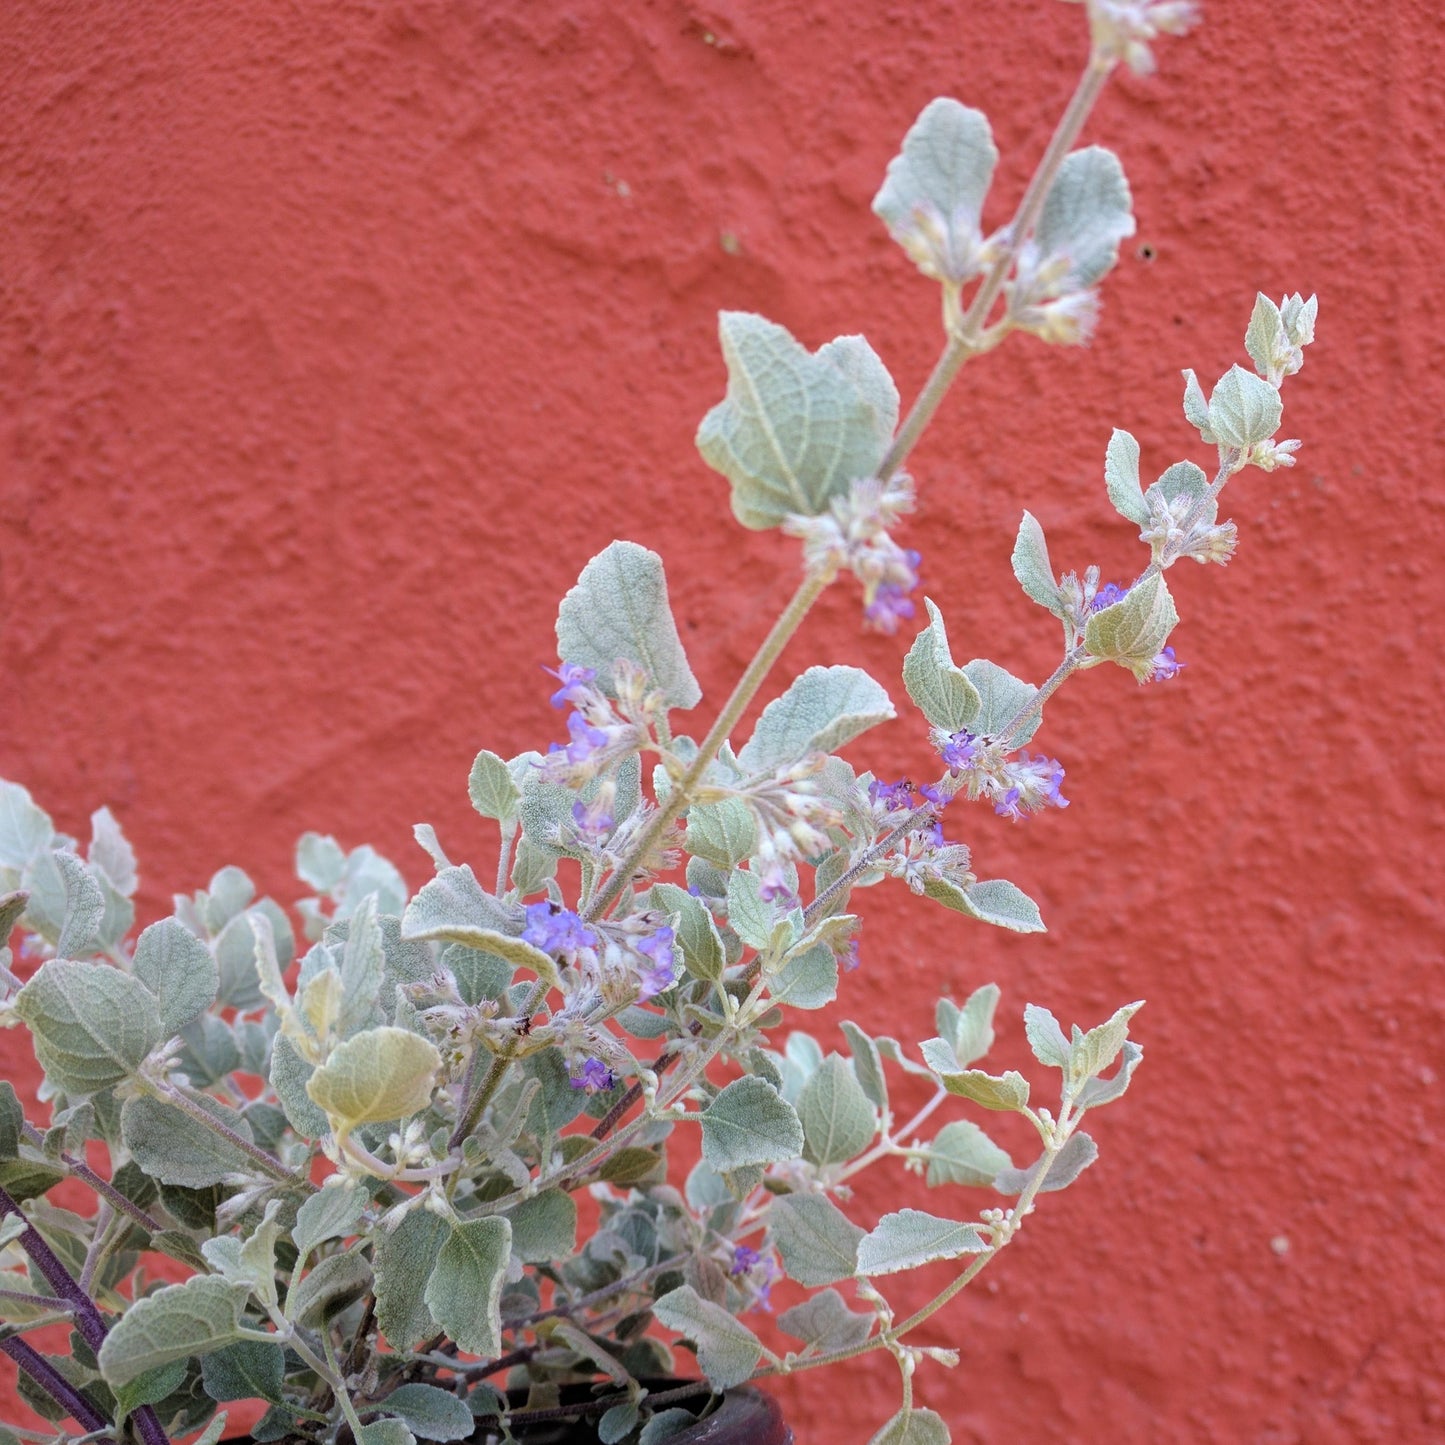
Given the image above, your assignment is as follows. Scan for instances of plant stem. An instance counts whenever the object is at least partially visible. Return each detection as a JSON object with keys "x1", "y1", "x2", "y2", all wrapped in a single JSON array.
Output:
[
  {"x1": 451, "y1": 570, "x2": 830, "y2": 1151},
  {"x1": 19, "y1": 1123, "x2": 165, "y2": 1235},
  {"x1": 875, "y1": 52, "x2": 1116, "y2": 485},
  {"x1": 0, "y1": 1335, "x2": 113, "y2": 1438},
  {"x1": 755, "y1": 1107, "x2": 1076, "y2": 1381},
  {"x1": 0, "y1": 1185, "x2": 172, "y2": 1445},
  {"x1": 151, "y1": 1078, "x2": 301, "y2": 1186},
  {"x1": 77, "y1": 1202, "x2": 114, "y2": 1297},
  {"x1": 586, "y1": 567, "x2": 832, "y2": 925}
]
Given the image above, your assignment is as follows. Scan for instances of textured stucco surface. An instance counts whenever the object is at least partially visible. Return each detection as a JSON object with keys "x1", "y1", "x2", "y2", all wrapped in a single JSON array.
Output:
[{"x1": 1, "y1": 0, "x2": 1442, "y2": 1439}]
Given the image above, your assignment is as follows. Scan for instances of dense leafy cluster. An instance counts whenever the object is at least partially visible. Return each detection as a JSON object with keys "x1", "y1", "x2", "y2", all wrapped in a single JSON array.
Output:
[{"x1": 0, "y1": 4, "x2": 1314, "y2": 1443}]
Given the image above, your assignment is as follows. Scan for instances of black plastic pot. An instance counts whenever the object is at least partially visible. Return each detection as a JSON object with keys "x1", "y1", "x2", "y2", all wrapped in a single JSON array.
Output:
[{"x1": 245, "y1": 1383, "x2": 793, "y2": 1445}]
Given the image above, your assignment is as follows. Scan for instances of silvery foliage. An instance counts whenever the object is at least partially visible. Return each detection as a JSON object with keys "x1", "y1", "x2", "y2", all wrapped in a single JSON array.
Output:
[{"x1": 0, "y1": 6, "x2": 1315, "y2": 1443}]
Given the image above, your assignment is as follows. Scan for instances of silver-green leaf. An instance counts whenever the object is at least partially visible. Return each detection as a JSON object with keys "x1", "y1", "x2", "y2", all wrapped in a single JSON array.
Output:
[
  {"x1": 856, "y1": 1208, "x2": 989, "y2": 1276},
  {"x1": 424, "y1": 1217, "x2": 511, "y2": 1358},
  {"x1": 1011, "y1": 511, "x2": 1062, "y2": 615},
  {"x1": 468, "y1": 750, "x2": 521, "y2": 824},
  {"x1": 798, "y1": 1055, "x2": 877, "y2": 1166},
  {"x1": 652, "y1": 1285, "x2": 763, "y2": 1391},
  {"x1": 133, "y1": 918, "x2": 219, "y2": 1036},
  {"x1": 379, "y1": 1384, "x2": 476, "y2": 1442},
  {"x1": 121, "y1": 1093, "x2": 256, "y2": 1188},
  {"x1": 1104, "y1": 428, "x2": 1148, "y2": 525},
  {"x1": 15, "y1": 960, "x2": 162, "y2": 1096},
  {"x1": 700, "y1": 1076, "x2": 804, "y2": 1172},
  {"x1": 555, "y1": 541, "x2": 701, "y2": 710},
  {"x1": 868, "y1": 1407, "x2": 952, "y2": 1445},
  {"x1": 98, "y1": 1276, "x2": 250, "y2": 1385},
  {"x1": 872, "y1": 97, "x2": 998, "y2": 283},
  {"x1": 738, "y1": 665, "x2": 895, "y2": 773},
  {"x1": 902, "y1": 599, "x2": 981, "y2": 732},
  {"x1": 1083, "y1": 572, "x2": 1179, "y2": 680},
  {"x1": 770, "y1": 1192, "x2": 865, "y2": 1286},
  {"x1": 306, "y1": 1026, "x2": 441, "y2": 1132},
  {"x1": 1035, "y1": 146, "x2": 1135, "y2": 289},
  {"x1": 696, "y1": 312, "x2": 898, "y2": 530},
  {"x1": 925, "y1": 1120, "x2": 1013, "y2": 1188},
  {"x1": 1206, "y1": 363, "x2": 1283, "y2": 448}
]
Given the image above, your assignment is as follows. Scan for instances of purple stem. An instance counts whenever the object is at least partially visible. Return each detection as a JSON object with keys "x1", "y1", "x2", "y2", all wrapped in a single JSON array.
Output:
[
  {"x1": 0, "y1": 1334, "x2": 113, "y2": 1437},
  {"x1": 0, "y1": 1184, "x2": 172, "y2": 1445}
]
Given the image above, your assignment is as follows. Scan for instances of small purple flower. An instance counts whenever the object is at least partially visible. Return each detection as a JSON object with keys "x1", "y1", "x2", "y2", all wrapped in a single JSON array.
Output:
[
  {"x1": 546, "y1": 662, "x2": 597, "y2": 710},
  {"x1": 993, "y1": 785, "x2": 1024, "y2": 821},
  {"x1": 729, "y1": 1245, "x2": 762, "y2": 1277},
  {"x1": 522, "y1": 901, "x2": 596, "y2": 956},
  {"x1": 1148, "y1": 646, "x2": 1184, "y2": 681},
  {"x1": 868, "y1": 778, "x2": 915, "y2": 811},
  {"x1": 561, "y1": 711, "x2": 610, "y2": 764},
  {"x1": 1092, "y1": 582, "x2": 1130, "y2": 611},
  {"x1": 863, "y1": 584, "x2": 917, "y2": 634},
  {"x1": 634, "y1": 926, "x2": 676, "y2": 998},
  {"x1": 571, "y1": 796, "x2": 614, "y2": 844},
  {"x1": 569, "y1": 1057, "x2": 617, "y2": 1094},
  {"x1": 918, "y1": 782, "x2": 947, "y2": 808},
  {"x1": 939, "y1": 729, "x2": 980, "y2": 771},
  {"x1": 728, "y1": 1248, "x2": 780, "y2": 1309},
  {"x1": 842, "y1": 938, "x2": 861, "y2": 972},
  {"x1": 756, "y1": 862, "x2": 794, "y2": 904}
]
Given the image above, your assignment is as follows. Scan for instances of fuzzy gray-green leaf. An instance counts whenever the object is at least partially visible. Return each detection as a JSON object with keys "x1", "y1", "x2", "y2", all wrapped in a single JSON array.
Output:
[
  {"x1": 468, "y1": 750, "x2": 521, "y2": 824},
  {"x1": 839, "y1": 1021, "x2": 887, "y2": 1112},
  {"x1": 133, "y1": 918, "x2": 219, "y2": 1036},
  {"x1": 1207, "y1": 363, "x2": 1282, "y2": 448},
  {"x1": 1083, "y1": 571, "x2": 1179, "y2": 680},
  {"x1": 868, "y1": 1407, "x2": 951, "y2": 1445},
  {"x1": 738, "y1": 665, "x2": 894, "y2": 773},
  {"x1": 769, "y1": 943, "x2": 839, "y2": 1010},
  {"x1": 697, "y1": 312, "x2": 898, "y2": 530},
  {"x1": 872, "y1": 98, "x2": 998, "y2": 283},
  {"x1": 424, "y1": 1217, "x2": 511, "y2": 1358},
  {"x1": 306, "y1": 1026, "x2": 440, "y2": 1131},
  {"x1": 925, "y1": 1119, "x2": 1013, "y2": 1188},
  {"x1": 200, "y1": 1339, "x2": 286, "y2": 1405},
  {"x1": 856, "y1": 1208, "x2": 989, "y2": 1276},
  {"x1": 700, "y1": 1076, "x2": 803, "y2": 1171},
  {"x1": 960, "y1": 660, "x2": 1038, "y2": 743},
  {"x1": 380, "y1": 1384, "x2": 476, "y2": 1442},
  {"x1": 1011, "y1": 511, "x2": 1062, "y2": 615},
  {"x1": 15, "y1": 960, "x2": 162, "y2": 1096},
  {"x1": 902, "y1": 600, "x2": 980, "y2": 732},
  {"x1": 121, "y1": 1093, "x2": 256, "y2": 1188},
  {"x1": 649, "y1": 882, "x2": 724, "y2": 983},
  {"x1": 375, "y1": 1209, "x2": 448, "y2": 1349},
  {"x1": 288, "y1": 1249, "x2": 373, "y2": 1327},
  {"x1": 798, "y1": 1055, "x2": 877, "y2": 1166},
  {"x1": 505, "y1": 1190, "x2": 577, "y2": 1263},
  {"x1": 994, "y1": 1131, "x2": 1098, "y2": 1195},
  {"x1": 684, "y1": 798, "x2": 758, "y2": 869},
  {"x1": 1104, "y1": 428, "x2": 1149, "y2": 525},
  {"x1": 52, "y1": 850, "x2": 105, "y2": 960},
  {"x1": 556, "y1": 541, "x2": 701, "y2": 710},
  {"x1": 770, "y1": 1192, "x2": 865, "y2": 1286},
  {"x1": 98, "y1": 1276, "x2": 249, "y2": 1385},
  {"x1": 1036, "y1": 146, "x2": 1135, "y2": 289},
  {"x1": 777, "y1": 1287, "x2": 873, "y2": 1352},
  {"x1": 293, "y1": 1181, "x2": 367, "y2": 1262},
  {"x1": 921, "y1": 876, "x2": 1045, "y2": 934},
  {"x1": 652, "y1": 1285, "x2": 763, "y2": 1390}
]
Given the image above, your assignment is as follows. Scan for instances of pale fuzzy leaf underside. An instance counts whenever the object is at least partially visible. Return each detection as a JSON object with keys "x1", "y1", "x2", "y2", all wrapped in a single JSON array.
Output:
[
  {"x1": 696, "y1": 312, "x2": 899, "y2": 530},
  {"x1": 769, "y1": 1191, "x2": 866, "y2": 1286}
]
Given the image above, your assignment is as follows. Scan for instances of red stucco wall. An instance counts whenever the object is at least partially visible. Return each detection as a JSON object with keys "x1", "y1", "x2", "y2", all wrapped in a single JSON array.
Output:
[{"x1": 1, "y1": 1, "x2": 1441, "y2": 1440}]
